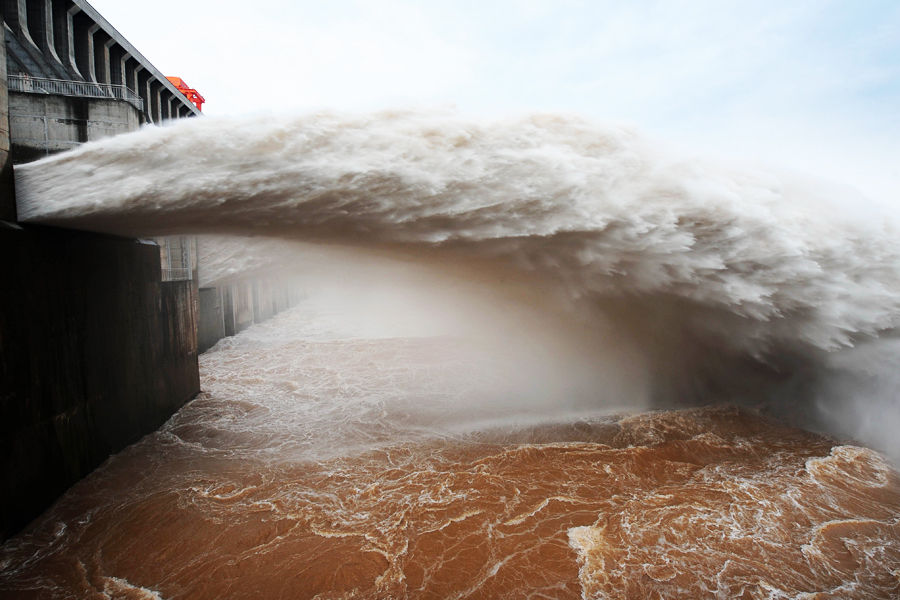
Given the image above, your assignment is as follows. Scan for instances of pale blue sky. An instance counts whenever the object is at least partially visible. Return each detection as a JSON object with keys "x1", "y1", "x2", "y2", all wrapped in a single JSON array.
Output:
[{"x1": 88, "y1": 0, "x2": 899, "y2": 201}]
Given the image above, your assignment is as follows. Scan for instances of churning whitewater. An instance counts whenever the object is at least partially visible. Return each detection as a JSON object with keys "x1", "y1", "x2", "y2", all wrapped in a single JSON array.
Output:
[
  {"x1": 0, "y1": 299, "x2": 898, "y2": 599},
  {"x1": 15, "y1": 111, "x2": 900, "y2": 354},
  {"x1": 4, "y1": 111, "x2": 900, "y2": 598},
  {"x1": 15, "y1": 110, "x2": 900, "y2": 451}
]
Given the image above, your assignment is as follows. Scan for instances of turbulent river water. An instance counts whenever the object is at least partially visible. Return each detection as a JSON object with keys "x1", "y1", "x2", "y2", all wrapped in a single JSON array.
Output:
[
  {"x1": 3, "y1": 111, "x2": 900, "y2": 598},
  {"x1": 1, "y1": 300, "x2": 899, "y2": 599}
]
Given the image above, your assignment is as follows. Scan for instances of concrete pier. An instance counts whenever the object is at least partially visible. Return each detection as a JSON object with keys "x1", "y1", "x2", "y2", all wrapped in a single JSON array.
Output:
[{"x1": 198, "y1": 281, "x2": 303, "y2": 353}]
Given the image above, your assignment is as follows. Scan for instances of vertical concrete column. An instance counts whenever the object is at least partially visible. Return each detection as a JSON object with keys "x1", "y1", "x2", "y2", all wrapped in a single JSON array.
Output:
[
  {"x1": 222, "y1": 286, "x2": 235, "y2": 337},
  {"x1": 135, "y1": 66, "x2": 150, "y2": 122},
  {"x1": 72, "y1": 14, "x2": 100, "y2": 83},
  {"x1": 198, "y1": 287, "x2": 226, "y2": 353},
  {"x1": 51, "y1": 0, "x2": 71, "y2": 72},
  {"x1": 72, "y1": 10, "x2": 93, "y2": 79},
  {"x1": 0, "y1": 24, "x2": 16, "y2": 221},
  {"x1": 133, "y1": 63, "x2": 141, "y2": 98},
  {"x1": 28, "y1": 0, "x2": 47, "y2": 53},
  {"x1": 93, "y1": 30, "x2": 110, "y2": 84},
  {"x1": 8, "y1": 0, "x2": 38, "y2": 48},
  {"x1": 143, "y1": 78, "x2": 154, "y2": 123},
  {"x1": 1, "y1": 0, "x2": 23, "y2": 36},
  {"x1": 5, "y1": 0, "x2": 62, "y2": 78},
  {"x1": 124, "y1": 57, "x2": 137, "y2": 92},
  {"x1": 64, "y1": 4, "x2": 81, "y2": 77},
  {"x1": 108, "y1": 43, "x2": 124, "y2": 86},
  {"x1": 85, "y1": 23, "x2": 99, "y2": 82},
  {"x1": 149, "y1": 80, "x2": 161, "y2": 123},
  {"x1": 39, "y1": 0, "x2": 63, "y2": 66},
  {"x1": 159, "y1": 91, "x2": 170, "y2": 121}
]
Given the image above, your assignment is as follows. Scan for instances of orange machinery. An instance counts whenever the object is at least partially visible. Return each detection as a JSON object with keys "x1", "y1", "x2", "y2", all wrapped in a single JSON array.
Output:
[{"x1": 166, "y1": 76, "x2": 205, "y2": 112}]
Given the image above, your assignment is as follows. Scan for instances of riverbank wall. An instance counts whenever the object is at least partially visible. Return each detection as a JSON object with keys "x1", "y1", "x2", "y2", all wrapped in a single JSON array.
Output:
[{"x1": 0, "y1": 224, "x2": 200, "y2": 539}]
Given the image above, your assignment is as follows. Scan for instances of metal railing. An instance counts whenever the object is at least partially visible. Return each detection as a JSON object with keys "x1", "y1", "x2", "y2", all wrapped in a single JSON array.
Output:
[
  {"x1": 8, "y1": 75, "x2": 144, "y2": 112},
  {"x1": 160, "y1": 237, "x2": 194, "y2": 282},
  {"x1": 162, "y1": 267, "x2": 193, "y2": 282}
]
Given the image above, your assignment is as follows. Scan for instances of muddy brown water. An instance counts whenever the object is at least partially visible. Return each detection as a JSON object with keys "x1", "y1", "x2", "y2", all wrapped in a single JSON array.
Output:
[{"x1": 2, "y1": 304, "x2": 898, "y2": 599}]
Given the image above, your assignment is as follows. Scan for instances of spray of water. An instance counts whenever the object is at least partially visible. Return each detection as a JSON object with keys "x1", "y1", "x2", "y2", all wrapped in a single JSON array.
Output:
[{"x1": 14, "y1": 110, "x2": 900, "y2": 458}]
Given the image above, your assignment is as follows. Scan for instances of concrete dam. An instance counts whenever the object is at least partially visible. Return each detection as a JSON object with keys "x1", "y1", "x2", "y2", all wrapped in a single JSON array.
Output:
[
  {"x1": 0, "y1": 0, "x2": 295, "y2": 541},
  {"x1": 1, "y1": 2, "x2": 900, "y2": 598}
]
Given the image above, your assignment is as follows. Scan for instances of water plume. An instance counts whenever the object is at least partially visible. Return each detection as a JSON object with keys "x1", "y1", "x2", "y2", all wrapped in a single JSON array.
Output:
[
  {"x1": 7, "y1": 113, "x2": 900, "y2": 596},
  {"x1": 13, "y1": 110, "x2": 900, "y2": 456}
]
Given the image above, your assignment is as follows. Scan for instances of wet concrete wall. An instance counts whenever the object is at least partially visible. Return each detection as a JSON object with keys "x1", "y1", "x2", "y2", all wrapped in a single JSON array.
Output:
[
  {"x1": 1, "y1": 25, "x2": 15, "y2": 221},
  {"x1": 0, "y1": 224, "x2": 200, "y2": 539},
  {"x1": 198, "y1": 287, "x2": 225, "y2": 353},
  {"x1": 197, "y1": 280, "x2": 303, "y2": 352},
  {"x1": 8, "y1": 93, "x2": 141, "y2": 163}
]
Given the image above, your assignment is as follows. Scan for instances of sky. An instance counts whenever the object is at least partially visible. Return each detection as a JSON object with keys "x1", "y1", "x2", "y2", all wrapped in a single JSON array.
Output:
[{"x1": 87, "y1": 0, "x2": 899, "y2": 202}]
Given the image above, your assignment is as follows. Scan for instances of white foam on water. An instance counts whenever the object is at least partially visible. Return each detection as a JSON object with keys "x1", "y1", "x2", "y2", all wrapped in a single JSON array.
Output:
[{"x1": 14, "y1": 109, "x2": 900, "y2": 457}]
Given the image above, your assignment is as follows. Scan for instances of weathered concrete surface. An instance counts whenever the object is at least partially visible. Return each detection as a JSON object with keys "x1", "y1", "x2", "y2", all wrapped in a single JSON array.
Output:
[
  {"x1": 0, "y1": 25, "x2": 15, "y2": 221},
  {"x1": 222, "y1": 285, "x2": 236, "y2": 337},
  {"x1": 0, "y1": 224, "x2": 200, "y2": 540},
  {"x1": 198, "y1": 287, "x2": 225, "y2": 353},
  {"x1": 0, "y1": 3, "x2": 203, "y2": 543},
  {"x1": 8, "y1": 93, "x2": 141, "y2": 163},
  {"x1": 197, "y1": 281, "x2": 302, "y2": 353},
  {"x1": 233, "y1": 282, "x2": 255, "y2": 333},
  {"x1": 1, "y1": 0, "x2": 201, "y2": 123}
]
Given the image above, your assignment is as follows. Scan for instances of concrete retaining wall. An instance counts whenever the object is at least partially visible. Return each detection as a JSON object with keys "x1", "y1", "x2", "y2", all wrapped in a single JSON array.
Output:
[
  {"x1": 0, "y1": 224, "x2": 200, "y2": 539},
  {"x1": 197, "y1": 280, "x2": 303, "y2": 352},
  {"x1": 8, "y1": 92, "x2": 141, "y2": 163},
  {"x1": 198, "y1": 287, "x2": 225, "y2": 353},
  {"x1": 1, "y1": 25, "x2": 15, "y2": 221}
]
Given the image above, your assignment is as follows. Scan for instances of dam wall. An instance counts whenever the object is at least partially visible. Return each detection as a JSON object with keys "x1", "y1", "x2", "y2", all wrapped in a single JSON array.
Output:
[
  {"x1": 1, "y1": 0, "x2": 201, "y2": 124},
  {"x1": 0, "y1": 8, "x2": 202, "y2": 540},
  {"x1": 0, "y1": 224, "x2": 200, "y2": 539},
  {"x1": 0, "y1": 4, "x2": 298, "y2": 539},
  {"x1": 0, "y1": 26, "x2": 13, "y2": 221},
  {"x1": 8, "y1": 92, "x2": 141, "y2": 162},
  {"x1": 199, "y1": 281, "x2": 303, "y2": 353}
]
